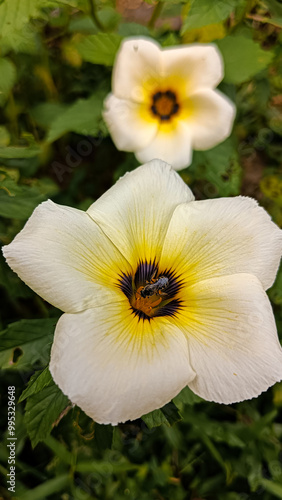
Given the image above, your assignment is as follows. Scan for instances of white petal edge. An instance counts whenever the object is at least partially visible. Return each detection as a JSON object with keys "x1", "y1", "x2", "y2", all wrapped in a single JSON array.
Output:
[
  {"x1": 135, "y1": 122, "x2": 193, "y2": 171},
  {"x1": 87, "y1": 160, "x2": 194, "y2": 264},
  {"x1": 50, "y1": 302, "x2": 195, "y2": 424},
  {"x1": 112, "y1": 37, "x2": 163, "y2": 103},
  {"x1": 187, "y1": 89, "x2": 236, "y2": 150},
  {"x1": 2, "y1": 200, "x2": 132, "y2": 313},
  {"x1": 103, "y1": 93, "x2": 158, "y2": 151},
  {"x1": 162, "y1": 43, "x2": 224, "y2": 92},
  {"x1": 159, "y1": 196, "x2": 282, "y2": 290},
  {"x1": 179, "y1": 274, "x2": 282, "y2": 404}
]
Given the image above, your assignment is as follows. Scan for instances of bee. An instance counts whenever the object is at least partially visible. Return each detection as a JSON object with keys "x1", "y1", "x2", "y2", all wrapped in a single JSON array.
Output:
[{"x1": 140, "y1": 274, "x2": 169, "y2": 298}]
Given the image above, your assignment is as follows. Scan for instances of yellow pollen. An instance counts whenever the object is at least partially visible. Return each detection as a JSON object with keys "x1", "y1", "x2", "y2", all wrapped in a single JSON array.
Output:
[{"x1": 131, "y1": 286, "x2": 163, "y2": 317}]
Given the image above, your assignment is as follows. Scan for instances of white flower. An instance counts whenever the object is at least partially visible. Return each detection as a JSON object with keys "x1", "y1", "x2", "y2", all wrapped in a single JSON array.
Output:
[
  {"x1": 3, "y1": 160, "x2": 282, "y2": 425},
  {"x1": 103, "y1": 37, "x2": 236, "y2": 170}
]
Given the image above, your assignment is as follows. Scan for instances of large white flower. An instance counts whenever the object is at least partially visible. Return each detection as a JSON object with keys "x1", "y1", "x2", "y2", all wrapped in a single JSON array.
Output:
[
  {"x1": 3, "y1": 160, "x2": 282, "y2": 425},
  {"x1": 103, "y1": 37, "x2": 236, "y2": 170}
]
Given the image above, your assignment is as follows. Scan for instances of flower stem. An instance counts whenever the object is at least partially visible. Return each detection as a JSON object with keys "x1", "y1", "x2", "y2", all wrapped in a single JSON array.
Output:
[
  {"x1": 89, "y1": 0, "x2": 105, "y2": 32},
  {"x1": 148, "y1": 1, "x2": 163, "y2": 30}
]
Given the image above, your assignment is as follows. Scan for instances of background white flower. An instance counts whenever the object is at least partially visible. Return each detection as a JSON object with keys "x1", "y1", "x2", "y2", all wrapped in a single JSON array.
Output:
[
  {"x1": 3, "y1": 160, "x2": 282, "y2": 425},
  {"x1": 103, "y1": 37, "x2": 236, "y2": 170}
]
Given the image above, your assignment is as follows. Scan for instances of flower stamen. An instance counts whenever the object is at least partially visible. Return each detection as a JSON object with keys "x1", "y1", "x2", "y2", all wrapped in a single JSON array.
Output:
[
  {"x1": 132, "y1": 285, "x2": 163, "y2": 317},
  {"x1": 118, "y1": 261, "x2": 183, "y2": 321},
  {"x1": 151, "y1": 90, "x2": 179, "y2": 121}
]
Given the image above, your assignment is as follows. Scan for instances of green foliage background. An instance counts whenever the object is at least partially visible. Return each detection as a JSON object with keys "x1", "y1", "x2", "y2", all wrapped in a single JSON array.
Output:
[{"x1": 1, "y1": 0, "x2": 282, "y2": 498}]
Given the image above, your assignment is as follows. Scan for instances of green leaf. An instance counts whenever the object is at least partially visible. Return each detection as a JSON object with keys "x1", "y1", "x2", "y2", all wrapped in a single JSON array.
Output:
[
  {"x1": 0, "y1": 58, "x2": 17, "y2": 106},
  {"x1": 0, "y1": 318, "x2": 56, "y2": 350},
  {"x1": 259, "y1": 479, "x2": 282, "y2": 498},
  {"x1": 19, "y1": 367, "x2": 53, "y2": 403},
  {"x1": 0, "y1": 126, "x2": 10, "y2": 146},
  {"x1": 0, "y1": 143, "x2": 41, "y2": 158},
  {"x1": 0, "y1": 0, "x2": 51, "y2": 54},
  {"x1": 44, "y1": 435, "x2": 73, "y2": 465},
  {"x1": 75, "y1": 33, "x2": 123, "y2": 66},
  {"x1": 173, "y1": 386, "x2": 203, "y2": 406},
  {"x1": 75, "y1": 459, "x2": 140, "y2": 474},
  {"x1": 24, "y1": 381, "x2": 69, "y2": 447},
  {"x1": 118, "y1": 22, "x2": 150, "y2": 37},
  {"x1": 181, "y1": 0, "x2": 237, "y2": 33},
  {"x1": 0, "y1": 0, "x2": 39, "y2": 36},
  {"x1": 0, "y1": 176, "x2": 45, "y2": 220},
  {"x1": 0, "y1": 167, "x2": 58, "y2": 219},
  {"x1": 19, "y1": 475, "x2": 69, "y2": 500},
  {"x1": 142, "y1": 402, "x2": 182, "y2": 429},
  {"x1": 53, "y1": 0, "x2": 88, "y2": 9},
  {"x1": 0, "y1": 319, "x2": 56, "y2": 370},
  {"x1": 189, "y1": 137, "x2": 242, "y2": 197},
  {"x1": 217, "y1": 35, "x2": 274, "y2": 84},
  {"x1": 31, "y1": 102, "x2": 68, "y2": 128},
  {"x1": 46, "y1": 93, "x2": 107, "y2": 143}
]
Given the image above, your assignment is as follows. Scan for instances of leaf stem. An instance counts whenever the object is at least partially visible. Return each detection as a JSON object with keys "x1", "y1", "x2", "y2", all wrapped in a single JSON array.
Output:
[
  {"x1": 89, "y1": 0, "x2": 105, "y2": 32},
  {"x1": 148, "y1": 1, "x2": 163, "y2": 30}
]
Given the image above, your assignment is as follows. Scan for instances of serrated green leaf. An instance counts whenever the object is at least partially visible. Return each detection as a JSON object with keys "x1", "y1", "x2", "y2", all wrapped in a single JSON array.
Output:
[
  {"x1": 0, "y1": 319, "x2": 56, "y2": 370},
  {"x1": 0, "y1": 177, "x2": 45, "y2": 219},
  {"x1": 217, "y1": 35, "x2": 274, "y2": 84},
  {"x1": 46, "y1": 93, "x2": 107, "y2": 143},
  {"x1": 0, "y1": 319, "x2": 56, "y2": 350},
  {"x1": 142, "y1": 402, "x2": 182, "y2": 429},
  {"x1": 0, "y1": 0, "x2": 41, "y2": 36},
  {"x1": 24, "y1": 381, "x2": 69, "y2": 447},
  {"x1": 75, "y1": 33, "x2": 122, "y2": 66},
  {"x1": 19, "y1": 367, "x2": 53, "y2": 403},
  {"x1": 0, "y1": 168, "x2": 58, "y2": 219},
  {"x1": 0, "y1": 0, "x2": 47, "y2": 53},
  {"x1": 181, "y1": 0, "x2": 237, "y2": 33},
  {"x1": 173, "y1": 386, "x2": 203, "y2": 406}
]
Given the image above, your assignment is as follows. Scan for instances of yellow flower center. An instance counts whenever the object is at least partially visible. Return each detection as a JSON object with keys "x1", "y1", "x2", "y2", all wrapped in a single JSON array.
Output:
[{"x1": 151, "y1": 90, "x2": 180, "y2": 122}]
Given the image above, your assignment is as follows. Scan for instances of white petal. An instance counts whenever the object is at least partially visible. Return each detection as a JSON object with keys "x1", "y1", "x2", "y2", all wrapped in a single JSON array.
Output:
[
  {"x1": 162, "y1": 44, "x2": 223, "y2": 93},
  {"x1": 136, "y1": 121, "x2": 193, "y2": 171},
  {"x1": 112, "y1": 37, "x2": 163, "y2": 103},
  {"x1": 160, "y1": 196, "x2": 282, "y2": 290},
  {"x1": 50, "y1": 302, "x2": 195, "y2": 424},
  {"x1": 103, "y1": 93, "x2": 158, "y2": 151},
  {"x1": 179, "y1": 274, "x2": 282, "y2": 404},
  {"x1": 187, "y1": 89, "x2": 236, "y2": 150},
  {"x1": 87, "y1": 160, "x2": 194, "y2": 264},
  {"x1": 2, "y1": 200, "x2": 132, "y2": 313}
]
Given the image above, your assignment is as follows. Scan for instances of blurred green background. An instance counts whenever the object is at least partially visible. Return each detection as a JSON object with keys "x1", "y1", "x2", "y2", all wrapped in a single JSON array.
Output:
[{"x1": 1, "y1": 0, "x2": 282, "y2": 498}]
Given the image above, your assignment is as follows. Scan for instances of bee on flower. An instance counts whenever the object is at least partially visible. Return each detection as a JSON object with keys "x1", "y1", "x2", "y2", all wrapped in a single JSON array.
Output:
[
  {"x1": 103, "y1": 37, "x2": 236, "y2": 170},
  {"x1": 3, "y1": 161, "x2": 282, "y2": 425}
]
